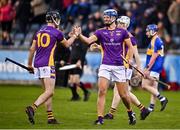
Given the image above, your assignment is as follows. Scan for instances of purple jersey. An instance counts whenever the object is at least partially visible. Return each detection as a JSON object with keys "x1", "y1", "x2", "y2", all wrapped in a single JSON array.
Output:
[
  {"x1": 94, "y1": 27, "x2": 129, "y2": 66},
  {"x1": 124, "y1": 32, "x2": 137, "y2": 56},
  {"x1": 33, "y1": 25, "x2": 64, "y2": 67}
]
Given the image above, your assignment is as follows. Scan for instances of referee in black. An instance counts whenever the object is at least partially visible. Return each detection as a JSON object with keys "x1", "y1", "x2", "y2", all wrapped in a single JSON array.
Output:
[{"x1": 68, "y1": 38, "x2": 90, "y2": 101}]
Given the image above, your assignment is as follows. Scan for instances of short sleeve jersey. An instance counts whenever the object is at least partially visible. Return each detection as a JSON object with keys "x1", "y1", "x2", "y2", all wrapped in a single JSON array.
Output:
[
  {"x1": 146, "y1": 36, "x2": 164, "y2": 73},
  {"x1": 124, "y1": 32, "x2": 137, "y2": 57},
  {"x1": 94, "y1": 27, "x2": 129, "y2": 66},
  {"x1": 123, "y1": 32, "x2": 137, "y2": 68},
  {"x1": 33, "y1": 25, "x2": 64, "y2": 67}
]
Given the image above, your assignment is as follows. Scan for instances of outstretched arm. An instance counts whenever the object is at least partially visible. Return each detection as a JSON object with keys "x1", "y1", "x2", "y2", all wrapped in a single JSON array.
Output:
[
  {"x1": 70, "y1": 26, "x2": 98, "y2": 45},
  {"x1": 79, "y1": 34, "x2": 98, "y2": 45},
  {"x1": 61, "y1": 26, "x2": 81, "y2": 47},
  {"x1": 61, "y1": 35, "x2": 77, "y2": 48}
]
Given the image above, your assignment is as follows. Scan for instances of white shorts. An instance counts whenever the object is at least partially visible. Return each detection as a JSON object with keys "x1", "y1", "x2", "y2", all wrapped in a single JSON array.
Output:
[
  {"x1": 150, "y1": 71, "x2": 160, "y2": 79},
  {"x1": 98, "y1": 64, "x2": 126, "y2": 82},
  {"x1": 34, "y1": 66, "x2": 56, "y2": 79},
  {"x1": 126, "y1": 68, "x2": 133, "y2": 80}
]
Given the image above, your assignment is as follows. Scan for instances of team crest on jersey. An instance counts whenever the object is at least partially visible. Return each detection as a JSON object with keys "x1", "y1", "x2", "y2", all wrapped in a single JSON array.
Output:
[{"x1": 110, "y1": 38, "x2": 114, "y2": 42}]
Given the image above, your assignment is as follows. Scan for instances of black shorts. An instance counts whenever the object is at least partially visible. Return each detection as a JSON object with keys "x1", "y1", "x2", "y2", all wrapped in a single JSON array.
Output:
[
  {"x1": 1, "y1": 21, "x2": 13, "y2": 32},
  {"x1": 69, "y1": 59, "x2": 84, "y2": 76}
]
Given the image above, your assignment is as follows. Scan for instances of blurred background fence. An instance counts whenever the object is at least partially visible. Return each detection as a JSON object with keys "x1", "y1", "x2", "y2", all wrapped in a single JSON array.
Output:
[{"x1": 0, "y1": 49, "x2": 180, "y2": 90}]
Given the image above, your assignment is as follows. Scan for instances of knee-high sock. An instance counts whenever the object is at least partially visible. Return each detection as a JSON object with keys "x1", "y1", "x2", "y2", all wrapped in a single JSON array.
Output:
[
  {"x1": 79, "y1": 82, "x2": 88, "y2": 93},
  {"x1": 69, "y1": 83, "x2": 79, "y2": 98}
]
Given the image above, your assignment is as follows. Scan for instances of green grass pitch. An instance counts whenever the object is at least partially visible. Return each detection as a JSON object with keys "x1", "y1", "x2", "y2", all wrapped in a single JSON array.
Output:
[{"x1": 0, "y1": 84, "x2": 180, "y2": 129}]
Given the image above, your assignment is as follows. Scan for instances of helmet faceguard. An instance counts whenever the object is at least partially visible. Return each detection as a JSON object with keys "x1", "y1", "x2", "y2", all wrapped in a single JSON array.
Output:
[
  {"x1": 46, "y1": 11, "x2": 61, "y2": 27},
  {"x1": 103, "y1": 9, "x2": 118, "y2": 26},
  {"x1": 146, "y1": 24, "x2": 158, "y2": 36},
  {"x1": 117, "y1": 16, "x2": 130, "y2": 28}
]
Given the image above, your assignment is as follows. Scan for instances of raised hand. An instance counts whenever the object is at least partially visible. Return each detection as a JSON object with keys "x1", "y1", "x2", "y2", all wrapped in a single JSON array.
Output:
[
  {"x1": 68, "y1": 31, "x2": 74, "y2": 37},
  {"x1": 73, "y1": 25, "x2": 82, "y2": 37}
]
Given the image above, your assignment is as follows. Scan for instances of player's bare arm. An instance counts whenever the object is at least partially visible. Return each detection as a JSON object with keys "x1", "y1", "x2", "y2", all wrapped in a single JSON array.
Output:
[
  {"x1": 79, "y1": 34, "x2": 98, "y2": 45},
  {"x1": 145, "y1": 52, "x2": 159, "y2": 71},
  {"x1": 133, "y1": 45, "x2": 141, "y2": 70},
  {"x1": 124, "y1": 38, "x2": 134, "y2": 62},
  {"x1": 61, "y1": 36, "x2": 77, "y2": 48},
  {"x1": 70, "y1": 25, "x2": 97, "y2": 45},
  {"x1": 27, "y1": 40, "x2": 36, "y2": 73},
  {"x1": 61, "y1": 26, "x2": 81, "y2": 47}
]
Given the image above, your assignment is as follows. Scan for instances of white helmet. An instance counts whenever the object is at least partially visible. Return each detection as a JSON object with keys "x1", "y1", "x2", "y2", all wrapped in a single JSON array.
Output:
[{"x1": 117, "y1": 16, "x2": 130, "y2": 28}]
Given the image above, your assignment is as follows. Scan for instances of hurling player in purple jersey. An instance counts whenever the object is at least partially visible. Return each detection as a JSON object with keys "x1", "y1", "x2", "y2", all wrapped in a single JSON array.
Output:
[
  {"x1": 142, "y1": 24, "x2": 168, "y2": 112},
  {"x1": 74, "y1": 9, "x2": 136, "y2": 125},
  {"x1": 25, "y1": 10, "x2": 78, "y2": 125},
  {"x1": 104, "y1": 16, "x2": 150, "y2": 120}
]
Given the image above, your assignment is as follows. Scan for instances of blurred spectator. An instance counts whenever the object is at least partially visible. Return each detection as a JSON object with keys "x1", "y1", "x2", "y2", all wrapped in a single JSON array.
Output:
[
  {"x1": 93, "y1": 0, "x2": 110, "y2": 6},
  {"x1": 15, "y1": 0, "x2": 32, "y2": 35},
  {"x1": 134, "y1": 26, "x2": 145, "y2": 48},
  {"x1": 156, "y1": 11, "x2": 171, "y2": 34},
  {"x1": 122, "y1": 1, "x2": 131, "y2": 11},
  {"x1": 130, "y1": 1, "x2": 140, "y2": 18},
  {"x1": 66, "y1": 0, "x2": 79, "y2": 25},
  {"x1": 126, "y1": 10, "x2": 136, "y2": 32},
  {"x1": 78, "y1": 0, "x2": 91, "y2": 25},
  {"x1": 30, "y1": 0, "x2": 48, "y2": 25},
  {"x1": 62, "y1": 0, "x2": 73, "y2": 11},
  {"x1": 157, "y1": 21, "x2": 171, "y2": 50},
  {"x1": 83, "y1": 20, "x2": 96, "y2": 36},
  {"x1": 0, "y1": 0, "x2": 16, "y2": 46},
  {"x1": 156, "y1": 0, "x2": 171, "y2": 14},
  {"x1": 109, "y1": 1, "x2": 124, "y2": 16},
  {"x1": 167, "y1": 0, "x2": 180, "y2": 45},
  {"x1": 49, "y1": 0, "x2": 63, "y2": 11},
  {"x1": 63, "y1": 0, "x2": 80, "y2": 34},
  {"x1": 0, "y1": 0, "x2": 178, "y2": 50},
  {"x1": 138, "y1": 11, "x2": 152, "y2": 48},
  {"x1": 88, "y1": 10, "x2": 103, "y2": 28}
]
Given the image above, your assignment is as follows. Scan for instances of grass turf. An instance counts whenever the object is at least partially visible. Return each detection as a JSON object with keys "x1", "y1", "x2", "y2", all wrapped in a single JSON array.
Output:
[{"x1": 0, "y1": 84, "x2": 180, "y2": 129}]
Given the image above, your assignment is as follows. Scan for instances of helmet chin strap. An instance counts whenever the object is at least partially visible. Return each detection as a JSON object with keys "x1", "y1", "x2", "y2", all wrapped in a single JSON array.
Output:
[{"x1": 105, "y1": 19, "x2": 116, "y2": 27}]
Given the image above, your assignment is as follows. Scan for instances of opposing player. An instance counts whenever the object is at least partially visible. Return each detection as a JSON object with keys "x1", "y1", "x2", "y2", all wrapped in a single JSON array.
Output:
[
  {"x1": 142, "y1": 24, "x2": 168, "y2": 112},
  {"x1": 74, "y1": 9, "x2": 136, "y2": 125},
  {"x1": 104, "y1": 16, "x2": 150, "y2": 120},
  {"x1": 25, "y1": 10, "x2": 78, "y2": 124}
]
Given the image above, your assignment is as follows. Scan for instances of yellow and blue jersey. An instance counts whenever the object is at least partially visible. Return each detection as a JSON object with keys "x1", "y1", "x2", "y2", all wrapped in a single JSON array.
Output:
[{"x1": 146, "y1": 36, "x2": 164, "y2": 73}]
